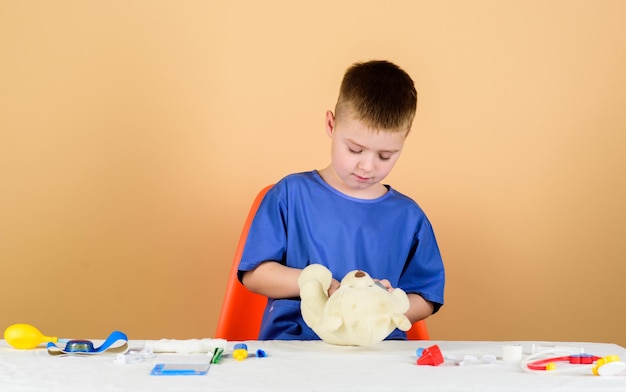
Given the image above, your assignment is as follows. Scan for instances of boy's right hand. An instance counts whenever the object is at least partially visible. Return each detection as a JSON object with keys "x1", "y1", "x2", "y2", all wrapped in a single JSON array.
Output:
[{"x1": 327, "y1": 278, "x2": 341, "y2": 297}]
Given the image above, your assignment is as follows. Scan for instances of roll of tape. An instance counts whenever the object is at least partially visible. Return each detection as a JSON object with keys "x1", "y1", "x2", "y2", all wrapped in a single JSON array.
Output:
[{"x1": 502, "y1": 344, "x2": 523, "y2": 362}]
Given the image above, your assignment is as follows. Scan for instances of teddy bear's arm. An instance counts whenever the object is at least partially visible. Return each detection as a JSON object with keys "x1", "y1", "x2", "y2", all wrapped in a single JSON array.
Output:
[
  {"x1": 391, "y1": 313, "x2": 412, "y2": 331},
  {"x1": 390, "y1": 288, "x2": 411, "y2": 313}
]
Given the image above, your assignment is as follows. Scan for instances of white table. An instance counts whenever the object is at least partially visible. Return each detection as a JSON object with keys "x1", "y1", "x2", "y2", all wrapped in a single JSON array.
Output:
[{"x1": 1, "y1": 339, "x2": 625, "y2": 391}]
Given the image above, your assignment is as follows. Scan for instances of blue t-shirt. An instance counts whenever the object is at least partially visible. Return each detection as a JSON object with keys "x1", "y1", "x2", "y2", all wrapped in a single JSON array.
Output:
[{"x1": 238, "y1": 171, "x2": 445, "y2": 340}]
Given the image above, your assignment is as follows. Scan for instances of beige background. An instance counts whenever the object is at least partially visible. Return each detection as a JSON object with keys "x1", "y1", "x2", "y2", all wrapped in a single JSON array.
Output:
[{"x1": 1, "y1": 0, "x2": 625, "y2": 346}]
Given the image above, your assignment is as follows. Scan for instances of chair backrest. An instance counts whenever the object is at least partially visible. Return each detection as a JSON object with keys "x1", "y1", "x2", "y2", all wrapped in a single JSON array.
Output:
[
  {"x1": 215, "y1": 185, "x2": 273, "y2": 340},
  {"x1": 407, "y1": 319, "x2": 430, "y2": 340},
  {"x1": 214, "y1": 184, "x2": 430, "y2": 341}
]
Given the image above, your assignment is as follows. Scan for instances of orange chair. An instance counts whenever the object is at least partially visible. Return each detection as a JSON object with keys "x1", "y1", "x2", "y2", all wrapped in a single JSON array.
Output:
[
  {"x1": 214, "y1": 185, "x2": 430, "y2": 341},
  {"x1": 407, "y1": 318, "x2": 430, "y2": 340},
  {"x1": 215, "y1": 185, "x2": 273, "y2": 341}
]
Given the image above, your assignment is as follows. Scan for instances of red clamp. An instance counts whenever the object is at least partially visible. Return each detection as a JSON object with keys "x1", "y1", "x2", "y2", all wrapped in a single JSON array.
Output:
[{"x1": 416, "y1": 344, "x2": 444, "y2": 366}]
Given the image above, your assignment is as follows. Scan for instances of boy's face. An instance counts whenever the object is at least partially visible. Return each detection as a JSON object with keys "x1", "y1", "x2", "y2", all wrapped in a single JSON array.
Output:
[{"x1": 324, "y1": 110, "x2": 408, "y2": 197}]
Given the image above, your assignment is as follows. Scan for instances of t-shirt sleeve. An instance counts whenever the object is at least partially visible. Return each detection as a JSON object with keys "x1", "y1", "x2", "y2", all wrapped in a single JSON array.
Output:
[
  {"x1": 237, "y1": 184, "x2": 288, "y2": 282},
  {"x1": 398, "y1": 217, "x2": 445, "y2": 314}
]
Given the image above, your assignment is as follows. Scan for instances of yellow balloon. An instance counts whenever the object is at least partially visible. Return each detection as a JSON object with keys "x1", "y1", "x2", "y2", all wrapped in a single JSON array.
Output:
[{"x1": 4, "y1": 323, "x2": 58, "y2": 349}]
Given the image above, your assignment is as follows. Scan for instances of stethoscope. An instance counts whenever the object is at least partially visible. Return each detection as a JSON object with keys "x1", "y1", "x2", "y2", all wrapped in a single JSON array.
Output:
[{"x1": 523, "y1": 349, "x2": 626, "y2": 376}]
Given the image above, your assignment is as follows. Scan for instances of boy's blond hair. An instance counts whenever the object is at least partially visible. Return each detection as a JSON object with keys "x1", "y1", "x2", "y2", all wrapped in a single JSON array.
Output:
[{"x1": 335, "y1": 60, "x2": 417, "y2": 133}]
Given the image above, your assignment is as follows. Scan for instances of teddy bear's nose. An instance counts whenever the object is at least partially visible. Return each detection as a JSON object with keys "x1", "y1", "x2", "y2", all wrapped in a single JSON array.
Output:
[{"x1": 355, "y1": 271, "x2": 366, "y2": 278}]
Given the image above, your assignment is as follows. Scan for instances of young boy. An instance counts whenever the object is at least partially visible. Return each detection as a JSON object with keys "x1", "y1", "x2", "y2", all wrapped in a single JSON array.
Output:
[{"x1": 238, "y1": 60, "x2": 445, "y2": 340}]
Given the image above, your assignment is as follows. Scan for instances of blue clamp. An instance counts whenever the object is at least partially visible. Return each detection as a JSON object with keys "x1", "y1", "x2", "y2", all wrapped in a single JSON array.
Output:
[{"x1": 47, "y1": 331, "x2": 128, "y2": 356}]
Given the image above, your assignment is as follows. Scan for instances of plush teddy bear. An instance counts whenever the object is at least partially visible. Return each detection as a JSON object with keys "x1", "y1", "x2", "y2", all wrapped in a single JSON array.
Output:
[{"x1": 298, "y1": 264, "x2": 412, "y2": 346}]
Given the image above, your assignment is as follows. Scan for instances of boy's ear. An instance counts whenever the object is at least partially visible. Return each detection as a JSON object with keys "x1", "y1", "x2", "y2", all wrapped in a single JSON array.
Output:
[{"x1": 325, "y1": 110, "x2": 336, "y2": 138}]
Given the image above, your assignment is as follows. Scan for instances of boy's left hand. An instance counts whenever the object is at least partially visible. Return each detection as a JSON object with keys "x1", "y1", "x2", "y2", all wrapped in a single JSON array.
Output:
[{"x1": 374, "y1": 279, "x2": 393, "y2": 292}]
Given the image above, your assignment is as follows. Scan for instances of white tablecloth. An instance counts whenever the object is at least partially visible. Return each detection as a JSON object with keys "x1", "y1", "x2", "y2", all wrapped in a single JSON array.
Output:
[{"x1": 1, "y1": 339, "x2": 625, "y2": 391}]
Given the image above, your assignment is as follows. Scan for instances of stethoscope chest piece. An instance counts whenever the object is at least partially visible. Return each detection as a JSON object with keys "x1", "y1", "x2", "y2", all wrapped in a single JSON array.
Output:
[{"x1": 593, "y1": 355, "x2": 626, "y2": 376}]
